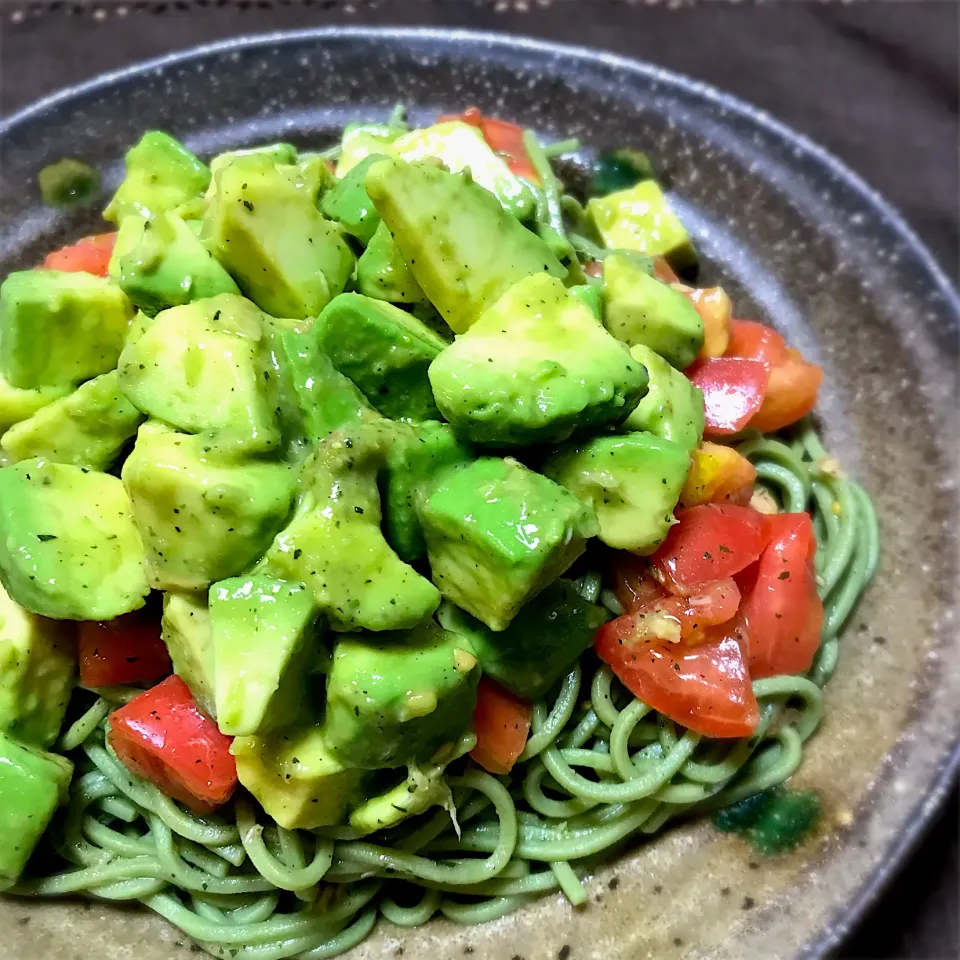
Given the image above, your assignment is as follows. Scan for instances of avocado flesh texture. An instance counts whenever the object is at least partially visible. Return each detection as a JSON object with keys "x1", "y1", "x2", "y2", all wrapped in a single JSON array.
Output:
[
  {"x1": 203, "y1": 154, "x2": 354, "y2": 320},
  {"x1": 315, "y1": 293, "x2": 446, "y2": 422},
  {"x1": 0, "y1": 460, "x2": 148, "y2": 620},
  {"x1": 438, "y1": 578, "x2": 609, "y2": 702},
  {"x1": 356, "y1": 221, "x2": 425, "y2": 304},
  {"x1": 320, "y1": 153, "x2": 383, "y2": 245},
  {"x1": 0, "y1": 732, "x2": 73, "y2": 890},
  {"x1": 417, "y1": 457, "x2": 598, "y2": 632},
  {"x1": 624, "y1": 344, "x2": 705, "y2": 452},
  {"x1": 258, "y1": 425, "x2": 440, "y2": 633},
  {"x1": 601, "y1": 254, "x2": 704, "y2": 370},
  {"x1": 1, "y1": 370, "x2": 144, "y2": 471},
  {"x1": 322, "y1": 622, "x2": 479, "y2": 769},
  {"x1": 365, "y1": 158, "x2": 565, "y2": 334},
  {"x1": 349, "y1": 761, "x2": 451, "y2": 836},
  {"x1": 209, "y1": 576, "x2": 321, "y2": 737},
  {"x1": 104, "y1": 131, "x2": 211, "y2": 225},
  {"x1": 162, "y1": 591, "x2": 216, "y2": 718},
  {"x1": 122, "y1": 422, "x2": 295, "y2": 592},
  {"x1": 0, "y1": 270, "x2": 133, "y2": 390},
  {"x1": 544, "y1": 431, "x2": 691, "y2": 555},
  {"x1": 0, "y1": 378, "x2": 70, "y2": 436},
  {"x1": 428, "y1": 273, "x2": 649, "y2": 446}
]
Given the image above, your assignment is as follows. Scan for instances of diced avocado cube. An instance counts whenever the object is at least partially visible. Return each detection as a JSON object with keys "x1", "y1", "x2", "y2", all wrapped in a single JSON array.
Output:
[
  {"x1": 322, "y1": 623, "x2": 479, "y2": 769},
  {"x1": 0, "y1": 460, "x2": 148, "y2": 620},
  {"x1": 417, "y1": 457, "x2": 598, "y2": 631},
  {"x1": 0, "y1": 271, "x2": 133, "y2": 389},
  {"x1": 104, "y1": 131, "x2": 211, "y2": 224},
  {"x1": 1, "y1": 370, "x2": 144, "y2": 471},
  {"x1": 569, "y1": 282, "x2": 603, "y2": 319},
  {"x1": 117, "y1": 294, "x2": 281, "y2": 455},
  {"x1": 601, "y1": 254, "x2": 704, "y2": 370},
  {"x1": 0, "y1": 733, "x2": 73, "y2": 890},
  {"x1": 203, "y1": 154, "x2": 354, "y2": 320},
  {"x1": 0, "y1": 581, "x2": 74, "y2": 748},
  {"x1": 365, "y1": 158, "x2": 565, "y2": 334},
  {"x1": 336, "y1": 122, "x2": 403, "y2": 177},
  {"x1": 277, "y1": 155, "x2": 336, "y2": 207},
  {"x1": 111, "y1": 212, "x2": 240, "y2": 315},
  {"x1": 349, "y1": 762, "x2": 451, "y2": 836},
  {"x1": 232, "y1": 726, "x2": 361, "y2": 830},
  {"x1": 209, "y1": 142, "x2": 298, "y2": 181},
  {"x1": 355, "y1": 221, "x2": 426, "y2": 304},
  {"x1": 624, "y1": 344, "x2": 704, "y2": 452},
  {"x1": 0, "y1": 377, "x2": 70, "y2": 436},
  {"x1": 210, "y1": 576, "x2": 321, "y2": 737},
  {"x1": 258, "y1": 427, "x2": 440, "y2": 633},
  {"x1": 320, "y1": 154, "x2": 383, "y2": 245},
  {"x1": 122, "y1": 422, "x2": 295, "y2": 592},
  {"x1": 438, "y1": 579, "x2": 609, "y2": 702},
  {"x1": 587, "y1": 179, "x2": 697, "y2": 271},
  {"x1": 162, "y1": 591, "x2": 216, "y2": 718},
  {"x1": 544, "y1": 432, "x2": 690, "y2": 554},
  {"x1": 314, "y1": 294, "x2": 446, "y2": 422},
  {"x1": 428, "y1": 273, "x2": 648, "y2": 445},
  {"x1": 391, "y1": 121, "x2": 535, "y2": 219}
]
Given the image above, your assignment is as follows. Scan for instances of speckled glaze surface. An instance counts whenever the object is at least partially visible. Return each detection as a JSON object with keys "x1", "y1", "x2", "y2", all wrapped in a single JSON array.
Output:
[{"x1": 0, "y1": 28, "x2": 957, "y2": 960}]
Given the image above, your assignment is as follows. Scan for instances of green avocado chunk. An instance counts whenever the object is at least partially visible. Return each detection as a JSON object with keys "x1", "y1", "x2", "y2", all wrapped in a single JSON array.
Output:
[
  {"x1": 1, "y1": 370, "x2": 144, "y2": 470},
  {"x1": 0, "y1": 270, "x2": 133, "y2": 389},
  {"x1": 320, "y1": 153, "x2": 383, "y2": 245},
  {"x1": 0, "y1": 460, "x2": 148, "y2": 620},
  {"x1": 209, "y1": 576, "x2": 321, "y2": 737},
  {"x1": 624, "y1": 344, "x2": 705, "y2": 452},
  {"x1": 601, "y1": 254, "x2": 704, "y2": 370},
  {"x1": 0, "y1": 733, "x2": 73, "y2": 890},
  {"x1": 438, "y1": 579, "x2": 609, "y2": 702},
  {"x1": 355, "y1": 221, "x2": 425, "y2": 304},
  {"x1": 0, "y1": 581, "x2": 74, "y2": 748},
  {"x1": 365, "y1": 158, "x2": 565, "y2": 334},
  {"x1": 258, "y1": 426, "x2": 440, "y2": 632},
  {"x1": 418, "y1": 457, "x2": 598, "y2": 631},
  {"x1": 315, "y1": 293, "x2": 446, "y2": 422},
  {"x1": 232, "y1": 726, "x2": 361, "y2": 830},
  {"x1": 117, "y1": 294, "x2": 281, "y2": 456},
  {"x1": 349, "y1": 761, "x2": 453, "y2": 836},
  {"x1": 544, "y1": 432, "x2": 690, "y2": 554},
  {"x1": 428, "y1": 273, "x2": 648, "y2": 445},
  {"x1": 104, "y1": 131, "x2": 211, "y2": 225},
  {"x1": 203, "y1": 154, "x2": 354, "y2": 320},
  {"x1": 209, "y1": 143, "x2": 298, "y2": 182},
  {"x1": 322, "y1": 623, "x2": 480, "y2": 769},
  {"x1": 162, "y1": 591, "x2": 216, "y2": 718},
  {"x1": 111, "y1": 212, "x2": 240, "y2": 315},
  {"x1": 0, "y1": 377, "x2": 70, "y2": 436}
]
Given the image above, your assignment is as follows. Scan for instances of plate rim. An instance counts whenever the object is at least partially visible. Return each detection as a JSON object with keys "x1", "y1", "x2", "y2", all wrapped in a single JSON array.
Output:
[{"x1": 1, "y1": 25, "x2": 958, "y2": 959}]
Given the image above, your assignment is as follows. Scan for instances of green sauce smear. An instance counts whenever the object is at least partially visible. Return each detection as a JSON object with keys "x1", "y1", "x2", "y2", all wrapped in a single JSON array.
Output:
[
  {"x1": 713, "y1": 785, "x2": 822, "y2": 855},
  {"x1": 38, "y1": 158, "x2": 100, "y2": 209}
]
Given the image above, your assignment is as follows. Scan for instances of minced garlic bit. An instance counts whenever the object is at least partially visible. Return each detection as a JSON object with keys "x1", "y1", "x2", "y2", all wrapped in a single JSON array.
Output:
[
  {"x1": 832, "y1": 500, "x2": 843, "y2": 516},
  {"x1": 750, "y1": 487, "x2": 779, "y2": 515},
  {"x1": 817, "y1": 455, "x2": 843, "y2": 478}
]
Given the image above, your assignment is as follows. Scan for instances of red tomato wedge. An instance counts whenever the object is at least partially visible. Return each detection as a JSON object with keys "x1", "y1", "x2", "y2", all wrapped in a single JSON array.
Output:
[
  {"x1": 687, "y1": 357, "x2": 769, "y2": 437},
  {"x1": 750, "y1": 348, "x2": 823, "y2": 433},
  {"x1": 726, "y1": 320, "x2": 787, "y2": 367},
  {"x1": 79, "y1": 611, "x2": 171, "y2": 688},
  {"x1": 470, "y1": 678, "x2": 532, "y2": 775},
  {"x1": 437, "y1": 108, "x2": 539, "y2": 183},
  {"x1": 653, "y1": 257, "x2": 680, "y2": 284},
  {"x1": 595, "y1": 619, "x2": 759, "y2": 738},
  {"x1": 738, "y1": 512, "x2": 824, "y2": 679},
  {"x1": 107, "y1": 676, "x2": 237, "y2": 813},
  {"x1": 41, "y1": 232, "x2": 116, "y2": 277},
  {"x1": 651, "y1": 504, "x2": 768, "y2": 596},
  {"x1": 610, "y1": 553, "x2": 667, "y2": 614}
]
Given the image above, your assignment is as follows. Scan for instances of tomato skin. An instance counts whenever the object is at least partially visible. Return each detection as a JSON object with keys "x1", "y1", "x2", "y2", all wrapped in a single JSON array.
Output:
[
  {"x1": 739, "y1": 513, "x2": 823, "y2": 679},
  {"x1": 651, "y1": 504, "x2": 768, "y2": 596},
  {"x1": 678, "y1": 287, "x2": 732, "y2": 359},
  {"x1": 79, "y1": 612, "x2": 171, "y2": 688},
  {"x1": 470, "y1": 678, "x2": 532, "y2": 775},
  {"x1": 687, "y1": 357, "x2": 769, "y2": 437},
  {"x1": 681, "y1": 441, "x2": 757, "y2": 507},
  {"x1": 107, "y1": 676, "x2": 237, "y2": 813},
  {"x1": 652, "y1": 258, "x2": 679, "y2": 284},
  {"x1": 750, "y1": 349, "x2": 823, "y2": 433},
  {"x1": 41, "y1": 233, "x2": 116, "y2": 277},
  {"x1": 726, "y1": 320, "x2": 787, "y2": 367}
]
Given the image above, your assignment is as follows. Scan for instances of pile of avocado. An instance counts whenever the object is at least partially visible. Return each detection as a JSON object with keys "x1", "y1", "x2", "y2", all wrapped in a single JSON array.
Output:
[{"x1": 0, "y1": 120, "x2": 706, "y2": 874}]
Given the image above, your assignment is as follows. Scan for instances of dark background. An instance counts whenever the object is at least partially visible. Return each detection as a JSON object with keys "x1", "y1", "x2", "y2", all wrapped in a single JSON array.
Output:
[{"x1": 1, "y1": 1, "x2": 957, "y2": 957}]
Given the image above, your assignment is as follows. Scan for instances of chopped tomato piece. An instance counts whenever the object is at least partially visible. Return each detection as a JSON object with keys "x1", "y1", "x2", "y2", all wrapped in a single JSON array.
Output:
[
  {"x1": 107, "y1": 676, "x2": 237, "y2": 813},
  {"x1": 678, "y1": 287, "x2": 732, "y2": 359},
  {"x1": 738, "y1": 513, "x2": 823, "y2": 679},
  {"x1": 651, "y1": 503, "x2": 768, "y2": 596},
  {"x1": 681, "y1": 441, "x2": 757, "y2": 507},
  {"x1": 688, "y1": 357, "x2": 769, "y2": 437},
  {"x1": 470, "y1": 678, "x2": 532, "y2": 775},
  {"x1": 725, "y1": 319, "x2": 787, "y2": 367},
  {"x1": 750, "y1": 348, "x2": 823, "y2": 433},
  {"x1": 610, "y1": 553, "x2": 667, "y2": 614},
  {"x1": 79, "y1": 611, "x2": 171, "y2": 688},
  {"x1": 653, "y1": 257, "x2": 680, "y2": 284},
  {"x1": 583, "y1": 259, "x2": 604, "y2": 279},
  {"x1": 41, "y1": 232, "x2": 116, "y2": 277},
  {"x1": 438, "y1": 107, "x2": 482, "y2": 127},
  {"x1": 595, "y1": 619, "x2": 758, "y2": 738}
]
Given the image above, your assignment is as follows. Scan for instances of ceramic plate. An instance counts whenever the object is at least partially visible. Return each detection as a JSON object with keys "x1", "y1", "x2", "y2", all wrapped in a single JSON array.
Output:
[{"x1": 0, "y1": 27, "x2": 957, "y2": 960}]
